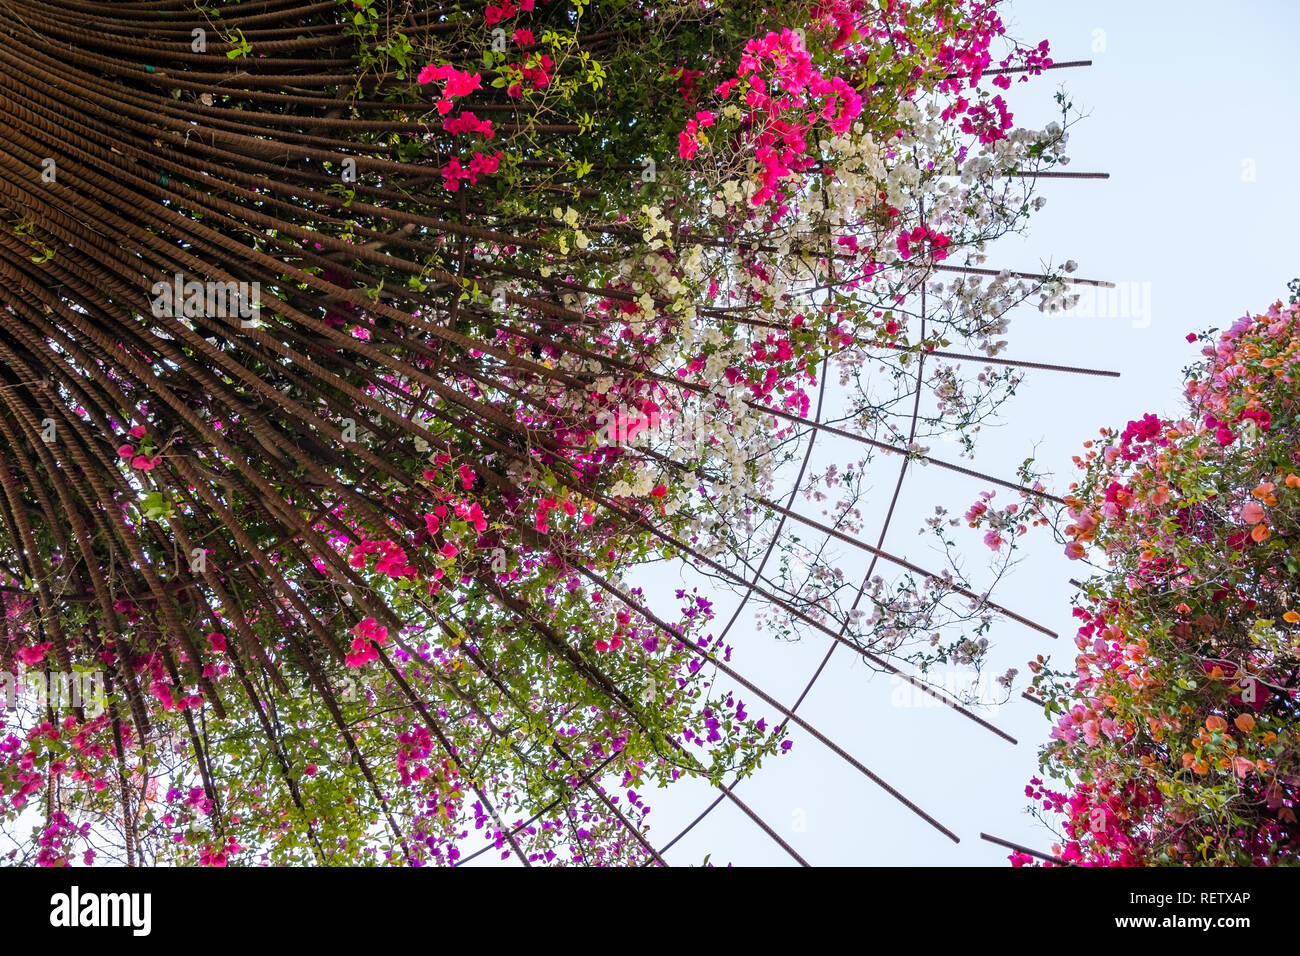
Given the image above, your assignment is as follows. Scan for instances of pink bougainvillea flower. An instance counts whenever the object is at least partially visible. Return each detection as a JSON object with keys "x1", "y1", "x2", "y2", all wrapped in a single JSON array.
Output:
[
  {"x1": 199, "y1": 847, "x2": 228, "y2": 867},
  {"x1": 485, "y1": 1, "x2": 517, "y2": 25},
  {"x1": 443, "y1": 111, "x2": 494, "y2": 139},
  {"x1": 15, "y1": 643, "x2": 51, "y2": 666},
  {"x1": 896, "y1": 224, "x2": 951, "y2": 261},
  {"x1": 444, "y1": 70, "x2": 481, "y2": 98},
  {"x1": 468, "y1": 150, "x2": 501, "y2": 175},
  {"x1": 441, "y1": 157, "x2": 465, "y2": 191},
  {"x1": 345, "y1": 617, "x2": 387, "y2": 667},
  {"x1": 149, "y1": 680, "x2": 176, "y2": 711},
  {"x1": 441, "y1": 150, "x2": 503, "y2": 191}
]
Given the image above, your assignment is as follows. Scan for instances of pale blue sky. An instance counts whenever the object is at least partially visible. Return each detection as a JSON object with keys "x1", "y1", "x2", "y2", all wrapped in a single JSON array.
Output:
[{"x1": 593, "y1": 0, "x2": 1300, "y2": 867}]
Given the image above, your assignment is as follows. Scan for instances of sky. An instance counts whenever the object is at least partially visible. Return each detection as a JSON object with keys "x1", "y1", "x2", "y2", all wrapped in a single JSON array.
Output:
[{"x1": 527, "y1": 0, "x2": 1300, "y2": 867}]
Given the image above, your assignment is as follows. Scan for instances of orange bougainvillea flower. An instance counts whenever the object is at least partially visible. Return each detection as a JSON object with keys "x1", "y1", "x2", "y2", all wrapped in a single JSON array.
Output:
[
  {"x1": 1250, "y1": 483, "x2": 1279, "y2": 506},
  {"x1": 1030, "y1": 305, "x2": 1300, "y2": 865}
]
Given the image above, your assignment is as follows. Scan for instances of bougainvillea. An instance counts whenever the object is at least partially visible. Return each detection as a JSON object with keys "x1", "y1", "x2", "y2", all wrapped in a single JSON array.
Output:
[
  {"x1": 1017, "y1": 290, "x2": 1300, "y2": 866},
  {"x1": 0, "y1": 0, "x2": 1071, "y2": 865}
]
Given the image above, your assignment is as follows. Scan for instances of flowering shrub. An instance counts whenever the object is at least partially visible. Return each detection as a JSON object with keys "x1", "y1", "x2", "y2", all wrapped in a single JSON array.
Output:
[
  {"x1": 0, "y1": 0, "x2": 1072, "y2": 865},
  {"x1": 1018, "y1": 291, "x2": 1300, "y2": 866}
]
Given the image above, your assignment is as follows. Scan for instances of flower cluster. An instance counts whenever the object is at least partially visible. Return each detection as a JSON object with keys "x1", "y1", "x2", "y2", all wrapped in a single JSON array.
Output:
[
  {"x1": 345, "y1": 617, "x2": 388, "y2": 668},
  {"x1": 116, "y1": 424, "x2": 161, "y2": 471},
  {"x1": 1023, "y1": 298, "x2": 1300, "y2": 865}
]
